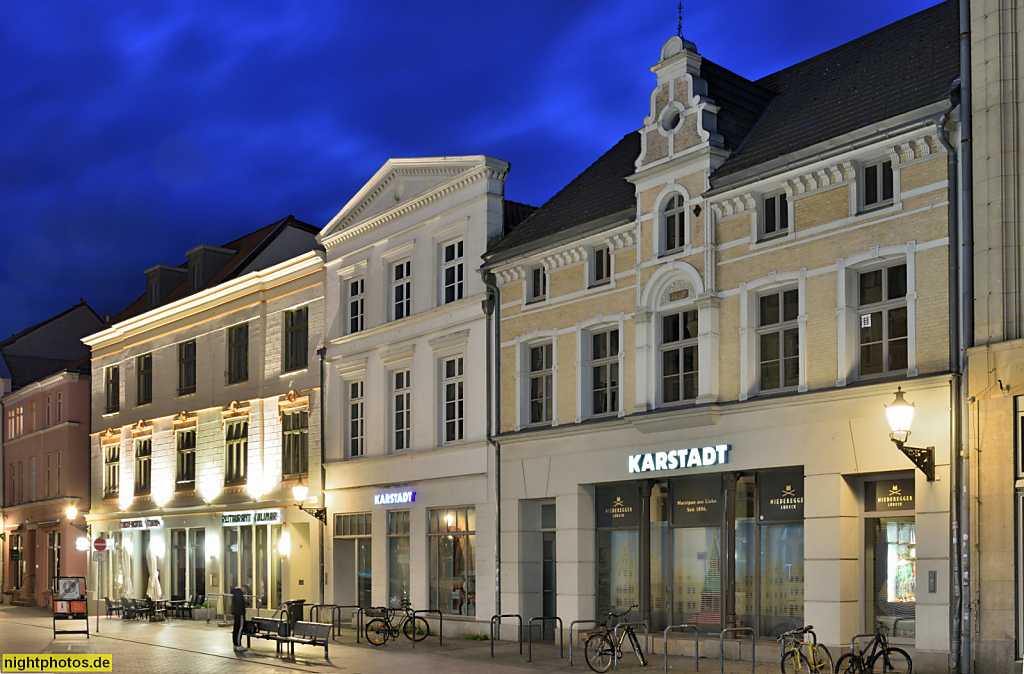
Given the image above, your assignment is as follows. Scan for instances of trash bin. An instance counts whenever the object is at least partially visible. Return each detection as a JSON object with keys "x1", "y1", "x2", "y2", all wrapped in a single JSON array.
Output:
[{"x1": 285, "y1": 599, "x2": 305, "y2": 629}]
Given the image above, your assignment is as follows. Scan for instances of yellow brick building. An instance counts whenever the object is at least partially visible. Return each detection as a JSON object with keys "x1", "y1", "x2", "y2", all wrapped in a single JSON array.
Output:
[{"x1": 483, "y1": 4, "x2": 960, "y2": 670}]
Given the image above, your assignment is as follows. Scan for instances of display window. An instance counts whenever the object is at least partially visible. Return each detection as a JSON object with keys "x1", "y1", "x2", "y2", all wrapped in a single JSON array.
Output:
[
  {"x1": 387, "y1": 510, "x2": 410, "y2": 608},
  {"x1": 864, "y1": 477, "x2": 916, "y2": 639}
]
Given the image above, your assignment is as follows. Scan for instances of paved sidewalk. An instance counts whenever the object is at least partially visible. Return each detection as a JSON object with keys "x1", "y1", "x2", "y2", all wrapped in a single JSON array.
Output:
[{"x1": 0, "y1": 605, "x2": 786, "y2": 673}]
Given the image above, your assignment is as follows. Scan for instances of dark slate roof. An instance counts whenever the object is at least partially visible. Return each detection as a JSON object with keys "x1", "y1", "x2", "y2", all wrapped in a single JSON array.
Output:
[
  {"x1": 503, "y1": 201, "x2": 539, "y2": 235},
  {"x1": 700, "y1": 59, "x2": 774, "y2": 151},
  {"x1": 711, "y1": 0, "x2": 959, "y2": 186},
  {"x1": 486, "y1": 132, "x2": 640, "y2": 261},
  {"x1": 3, "y1": 355, "x2": 78, "y2": 389},
  {"x1": 112, "y1": 215, "x2": 318, "y2": 323}
]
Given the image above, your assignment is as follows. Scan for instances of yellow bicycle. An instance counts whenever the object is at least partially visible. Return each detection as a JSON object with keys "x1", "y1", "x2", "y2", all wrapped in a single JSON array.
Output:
[{"x1": 780, "y1": 625, "x2": 834, "y2": 673}]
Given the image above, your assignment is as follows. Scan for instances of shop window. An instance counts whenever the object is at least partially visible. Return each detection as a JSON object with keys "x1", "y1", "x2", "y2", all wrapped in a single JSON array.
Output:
[
  {"x1": 104, "y1": 444, "x2": 120, "y2": 497},
  {"x1": 661, "y1": 309, "x2": 699, "y2": 404},
  {"x1": 336, "y1": 512, "x2": 373, "y2": 609},
  {"x1": 387, "y1": 510, "x2": 411, "y2": 608},
  {"x1": 596, "y1": 484, "x2": 640, "y2": 619},
  {"x1": 227, "y1": 323, "x2": 249, "y2": 384},
  {"x1": 135, "y1": 438, "x2": 152, "y2": 496},
  {"x1": 137, "y1": 353, "x2": 152, "y2": 405},
  {"x1": 176, "y1": 429, "x2": 196, "y2": 491},
  {"x1": 865, "y1": 478, "x2": 916, "y2": 639},
  {"x1": 282, "y1": 410, "x2": 308, "y2": 477},
  {"x1": 283, "y1": 306, "x2": 309, "y2": 373},
  {"x1": 225, "y1": 419, "x2": 248, "y2": 486},
  {"x1": 428, "y1": 506, "x2": 476, "y2": 616},
  {"x1": 858, "y1": 264, "x2": 908, "y2": 376}
]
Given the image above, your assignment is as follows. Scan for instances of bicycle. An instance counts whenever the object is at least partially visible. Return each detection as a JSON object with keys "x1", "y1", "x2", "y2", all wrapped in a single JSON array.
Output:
[
  {"x1": 583, "y1": 605, "x2": 647, "y2": 673},
  {"x1": 834, "y1": 622, "x2": 912, "y2": 673},
  {"x1": 779, "y1": 625, "x2": 834, "y2": 673},
  {"x1": 364, "y1": 603, "x2": 430, "y2": 646}
]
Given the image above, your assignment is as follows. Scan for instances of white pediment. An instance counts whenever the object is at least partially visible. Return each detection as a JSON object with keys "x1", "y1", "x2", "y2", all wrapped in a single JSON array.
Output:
[{"x1": 318, "y1": 155, "x2": 506, "y2": 246}]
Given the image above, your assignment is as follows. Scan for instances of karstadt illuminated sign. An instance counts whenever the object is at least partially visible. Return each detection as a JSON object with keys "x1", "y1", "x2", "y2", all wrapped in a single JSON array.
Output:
[
  {"x1": 374, "y1": 491, "x2": 416, "y2": 506},
  {"x1": 628, "y1": 444, "x2": 730, "y2": 474}
]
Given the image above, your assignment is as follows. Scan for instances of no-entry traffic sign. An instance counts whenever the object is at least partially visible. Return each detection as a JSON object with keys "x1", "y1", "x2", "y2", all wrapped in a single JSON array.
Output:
[{"x1": 93, "y1": 537, "x2": 107, "y2": 552}]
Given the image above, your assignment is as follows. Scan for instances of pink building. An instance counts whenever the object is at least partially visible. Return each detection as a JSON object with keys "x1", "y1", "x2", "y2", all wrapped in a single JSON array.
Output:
[{"x1": 1, "y1": 302, "x2": 104, "y2": 607}]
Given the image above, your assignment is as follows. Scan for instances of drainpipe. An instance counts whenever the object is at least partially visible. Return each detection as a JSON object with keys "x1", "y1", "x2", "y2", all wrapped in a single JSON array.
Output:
[
  {"x1": 935, "y1": 88, "x2": 962, "y2": 673},
  {"x1": 481, "y1": 271, "x2": 501, "y2": 616},
  {"x1": 957, "y1": 0, "x2": 974, "y2": 669},
  {"x1": 317, "y1": 346, "x2": 327, "y2": 605}
]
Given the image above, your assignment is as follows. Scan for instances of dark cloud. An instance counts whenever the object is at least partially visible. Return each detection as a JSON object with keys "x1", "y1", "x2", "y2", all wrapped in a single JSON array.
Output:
[{"x1": 0, "y1": 0, "x2": 940, "y2": 336}]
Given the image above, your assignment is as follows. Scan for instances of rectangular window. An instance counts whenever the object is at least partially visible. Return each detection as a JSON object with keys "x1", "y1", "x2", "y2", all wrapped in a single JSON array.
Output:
[
  {"x1": 29, "y1": 456, "x2": 35, "y2": 501},
  {"x1": 9, "y1": 463, "x2": 14, "y2": 506},
  {"x1": 56, "y1": 392, "x2": 62, "y2": 422},
  {"x1": 348, "y1": 380, "x2": 364, "y2": 457},
  {"x1": 45, "y1": 453, "x2": 51, "y2": 499},
  {"x1": 664, "y1": 194, "x2": 686, "y2": 252},
  {"x1": 227, "y1": 323, "x2": 249, "y2": 384},
  {"x1": 863, "y1": 160, "x2": 894, "y2": 208},
  {"x1": 47, "y1": 532, "x2": 61, "y2": 588},
  {"x1": 858, "y1": 264, "x2": 908, "y2": 375},
  {"x1": 11, "y1": 534, "x2": 24, "y2": 587},
  {"x1": 387, "y1": 510, "x2": 411, "y2": 608},
  {"x1": 56, "y1": 450, "x2": 61, "y2": 495},
  {"x1": 428, "y1": 506, "x2": 476, "y2": 616},
  {"x1": 393, "y1": 370, "x2": 411, "y2": 451},
  {"x1": 762, "y1": 192, "x2": 789, "y2": 238},
  {"x1": 283, "y1": 306, "x2": 309, "y2": 372},
  {"x1": 105, "y1": 365, "x2": 120, "y2": 413},
  {"x1": 866, "y1": 517, "x2": 916, "y2": 638},
  {"x1": 282, "y1": 409, "x2": 309, "y2": 477},
  {"x1": 104, "y1": 444, "x2": 120, "y2": 497},
  {"x1": 137, "y1": 353, "x2": 153, "y2": 405},
  {"x1": 529, "y1": 343, "x2": 553, "y2": 425},
  {"x1": 176, "y1": 429, "x2": 196, "y2": 491},
  {"x1": 135, "y1": 438, "x2": 152, "y2": 496},
  {"x1": 348, "y1": 278, "x2": 365, "y2": 334},
  {"x1": 758, "y1": 289, "x2": 800, "y2": 391},
  {"x1": 443, "y1": 356, "x2": 464, "y2": 443},
  {"x1": 392, "y1": 260, "x2": 412, "y2": 320},
  {"x1": 662, "y1": 309, "x2": 699, "y2": 403},
  {"x1": 442, "y1": 241, "x2": 464, "y2": 304},
  {"x1": 178, "y1": 340, "x2": 196, "y2": 396},
  {"x1": 591, "y1": 329, "x2": 619, "y2": 415},
  {"x1": 529, "y1": 266, "x2": 547, "y2": 302},
  {"x1": 17, "y1": 461, "x2": 23, "y2": 503},
  {"x1": 45, "y1": 396, "x2": 51, "y2": 427},
  {"x1": 335, "y1": 512, "x2": 373, "y2": 536},
  {"x1": 225, "y1": 419, "x2": 248, "y2": 485},
  {"x1": 593, "y1": 246, "x2": 612, "y2": 285}
]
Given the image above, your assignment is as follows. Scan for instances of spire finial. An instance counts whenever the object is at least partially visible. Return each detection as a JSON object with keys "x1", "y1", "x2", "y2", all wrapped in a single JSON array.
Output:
[{"x1": 677, "y1": 1, "x2": 683, "y2": 39}]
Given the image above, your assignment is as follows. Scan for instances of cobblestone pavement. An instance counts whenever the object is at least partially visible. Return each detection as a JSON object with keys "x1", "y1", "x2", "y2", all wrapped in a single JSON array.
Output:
[{"x1": 0, "y1": 605, "x2": 786, "y2": 673}]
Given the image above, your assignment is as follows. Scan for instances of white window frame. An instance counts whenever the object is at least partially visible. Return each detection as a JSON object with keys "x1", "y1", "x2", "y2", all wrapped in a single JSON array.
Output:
[
  {"x1": 516, "y1": 333, "x2": 558, "y2": 430},
  {"x1": 575, "y1": 316, "x2": 625, "y2": 422},
  {"x1": 756, "y1": 287, "x2": 801, "y2": 393},
  {"x1": 760, "y1": 190, "x2": 791, "y2": 241},
  {"x1": 224, "y1": 419, "x2": 248, "y2": 486},
  {"x1": 527, "y1": 265, "x2": 547, "y2": 304},
  {"x1": 659, "y1": 306, "x2": 700, "y2": 406},
  {"x1": 440, "y1": 240, "x2": 464, "y2": 305},
  {"x1": 836, "y1": 247, "x2": 917, "y2": 386},
  {"x1": 348, "y1": 277, "x2": 365, "y2": 334},
  {"x1": 135, "y1": 437, "x2": 153, "y2": 495},
  {"x1": 738, "y1": 272, "x2": 807, "y2": 400},
  {"x1": 391, "y1": 259, "x2": 412, "y2": 321},
  {"x1": 590, "y1": 244, "x2": 612, "y2": 287},
  {"x1": 348, "y1": 379, "x2": 365, "y2": 457},
  {"x1": 860, "y1": 158, "x2": 897, "y2": 211},
  {"x1": 441, "y1": 355, "x2": 464, "y2": 444},
  {"x1": 392, "y1": 369, "x2": 412, "y2": 451},
  {"x1": 663, "y1": 192, "x2": 688, "y2": 253}
]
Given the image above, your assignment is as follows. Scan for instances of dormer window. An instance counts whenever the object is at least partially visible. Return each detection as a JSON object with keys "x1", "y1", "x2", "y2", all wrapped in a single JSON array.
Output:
[
  {"x1": 664, "y1": 193, "x2": 687, "y2": 253},
  {"x1": 188, "y1": 258, "x2": 203, "y2": 293}
]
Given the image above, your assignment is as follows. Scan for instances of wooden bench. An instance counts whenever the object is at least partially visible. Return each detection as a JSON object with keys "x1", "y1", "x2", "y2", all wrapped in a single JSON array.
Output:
[
  {"x1": 280, "y1": 621, "x2": 332, "y2": 658},
  {"x1": 247, "y1": 617, "x2": 289, "y2": 655}
]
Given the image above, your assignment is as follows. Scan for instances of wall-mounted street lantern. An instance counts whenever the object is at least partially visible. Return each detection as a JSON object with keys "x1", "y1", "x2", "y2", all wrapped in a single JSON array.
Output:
[
  {"x1": 292, "y1": 483, "x2": 326, "y2": 525},
  {"x1": 885, "y1": 386, "x2": 935, "y2": 481},
  {"x1": 65, "y1": 505, "x2": 88, "y2": 534}
]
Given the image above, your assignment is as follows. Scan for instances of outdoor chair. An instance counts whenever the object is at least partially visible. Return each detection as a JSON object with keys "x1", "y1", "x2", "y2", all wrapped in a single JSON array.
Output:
[
  {"x1": 120, "y1": 598, "x2": 137, "y2": 620},
  {"x1": 105, "y1": 597, "x2": 123, "y2": 617}
]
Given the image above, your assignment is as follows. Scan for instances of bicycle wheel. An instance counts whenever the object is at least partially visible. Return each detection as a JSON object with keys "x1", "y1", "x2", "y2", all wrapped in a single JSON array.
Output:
[
  {"x1": 584, "y1": 633, "x2": 615, "y2": 673},
  {"x1": 626, "y1": 629, "x2": 647, "y2": 667},
  {"x1": 835, "y1": 653, "x2": 866, "y2": 674},
  {"x1": 868, "y1": 647, "x2": 912, "y2": 673},
  {"x1": 782, "y1": 649, "x2": 811, "y2": 673},
  {"x1": 403, "y1": 616, "x2": 429, "y2": 641},
  {"x1": 810, "y1": 644, "x2": 834, "y2": 673},
  {"x1": 365, "y1": 618, "x2": 388, "y2": 646}
]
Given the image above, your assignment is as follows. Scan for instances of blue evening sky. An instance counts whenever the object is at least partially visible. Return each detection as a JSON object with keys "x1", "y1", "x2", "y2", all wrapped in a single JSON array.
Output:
[{"x1": 0, "y1": 1, "x2": 939, "y2": 335}]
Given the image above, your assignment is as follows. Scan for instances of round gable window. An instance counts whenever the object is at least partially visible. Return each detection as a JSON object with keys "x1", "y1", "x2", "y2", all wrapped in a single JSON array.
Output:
[{"x1": 661, "y1": 108, "x2": 681, "y2": 132}]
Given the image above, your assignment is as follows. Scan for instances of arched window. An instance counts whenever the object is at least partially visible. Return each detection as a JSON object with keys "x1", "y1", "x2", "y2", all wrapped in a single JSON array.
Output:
[{"x1": 664, "y1": 193, "x2": 687, "y2": 252}]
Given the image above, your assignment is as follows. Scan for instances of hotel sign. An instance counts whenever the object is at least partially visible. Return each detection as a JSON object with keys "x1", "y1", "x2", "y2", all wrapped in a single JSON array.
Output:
[
  {"x1": 374, "y1": 491, "x2": 416, "y2": 506},
  {"x1": 628, "y1": 445, "x2": 730, "y2": 474},
  {"x1": 120, "y1": 517, "x2": 163, "y2": 530},
  {"x1": 759, "y1": 470, "x2": 804, "y2": 522},
  {"x1": 865, "y1": 479, "x2": 915, "y2": 512},
  {"x1": 221, "y1": 509, "x2": 282, "y2": 526}
]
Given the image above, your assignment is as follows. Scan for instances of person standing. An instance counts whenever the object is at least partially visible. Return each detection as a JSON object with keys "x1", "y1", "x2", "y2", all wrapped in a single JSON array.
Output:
[{"x1": 231, "y1": 584, "x2": 248, "y2": 652}]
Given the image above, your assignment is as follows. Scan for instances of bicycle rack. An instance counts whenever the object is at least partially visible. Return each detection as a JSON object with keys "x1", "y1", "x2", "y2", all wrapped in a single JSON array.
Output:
[
  {"x1": 489, "y1": 614, "x2": 523, "y2": 658},
  {"x1": 412, "y1": 609, "x2": 443, "y2": 648},
  {"x1": 308, "y1": 604, "x2": 359, "y2": 640},
  {"x1": 568, "y1": 620, "x2": 601, "y2": 666},
  {"x1": 612, "y1": 621, "x2": 648, "y2": 670},
  {"x1": 849, "y1": 632, "x2": 875, "y2": 654},
  {"x1": 663, "y1": 624, "x2": 699, "y2": 673},
  {"x1": 717, "y1": 627, "x2": 754, "y2": 674},
  {"x1": 527, "y1": 616, "x2": 563, "y2": 661}
]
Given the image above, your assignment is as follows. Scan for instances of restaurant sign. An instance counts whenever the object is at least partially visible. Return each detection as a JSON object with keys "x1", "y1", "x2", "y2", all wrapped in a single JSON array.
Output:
[
  {"x1": 221, "y1": 509, "x2": 282, "y2": 526},
  {"x1": 120, "y1": 517, "x2": 163, "y2": 530}
]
